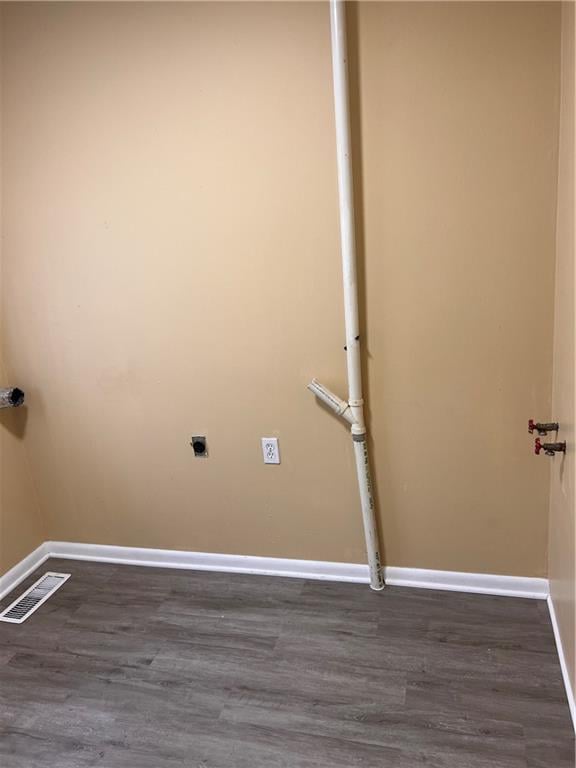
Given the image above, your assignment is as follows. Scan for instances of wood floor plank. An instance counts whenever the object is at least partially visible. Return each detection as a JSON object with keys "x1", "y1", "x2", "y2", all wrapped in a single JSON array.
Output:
[{"x1": 0, "y1": 558, "x2": 573, "y2": 767}]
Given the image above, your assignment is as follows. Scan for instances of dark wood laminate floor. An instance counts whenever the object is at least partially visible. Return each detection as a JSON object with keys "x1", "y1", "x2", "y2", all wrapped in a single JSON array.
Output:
[{"x1": 0, "y1": 559, "x2": 573, "y2": 768}]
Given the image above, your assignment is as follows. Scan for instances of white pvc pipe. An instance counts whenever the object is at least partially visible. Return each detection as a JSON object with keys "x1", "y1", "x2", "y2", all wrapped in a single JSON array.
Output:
[
  {"x1": 307, "y1": 0, "x2": 384, "y2": 591},
  {"x1": 352, "y1": 430, "x2": 383, "y2": 590},
  {"x1": 330, "y1": 0, "x2": 363, "y2": 420}
]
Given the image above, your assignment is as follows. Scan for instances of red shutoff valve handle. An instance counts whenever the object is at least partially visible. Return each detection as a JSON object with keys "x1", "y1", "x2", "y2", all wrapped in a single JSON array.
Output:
[
  {"x1": 535, "y1": 437, "x2": 566, "y2": 456},
  {"x1": 529, "y1": 419, "x2": 559, "y2": 436}
]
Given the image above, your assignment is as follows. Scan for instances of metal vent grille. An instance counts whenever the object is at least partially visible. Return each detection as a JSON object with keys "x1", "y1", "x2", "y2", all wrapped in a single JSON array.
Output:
[{"x1": 0, "y1": 572, "x2": 70, "y2": 624}]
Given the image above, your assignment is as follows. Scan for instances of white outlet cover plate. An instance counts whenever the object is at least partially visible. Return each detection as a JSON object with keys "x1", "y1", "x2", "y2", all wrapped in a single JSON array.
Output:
[{"x1": 262, "y1": 437, "x2": 280, "y2": 464}]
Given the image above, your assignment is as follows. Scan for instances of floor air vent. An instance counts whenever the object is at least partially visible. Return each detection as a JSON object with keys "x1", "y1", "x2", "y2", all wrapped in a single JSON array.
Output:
[{"x1": 0, "y1": 572, "x2": 70, "y2": 624}]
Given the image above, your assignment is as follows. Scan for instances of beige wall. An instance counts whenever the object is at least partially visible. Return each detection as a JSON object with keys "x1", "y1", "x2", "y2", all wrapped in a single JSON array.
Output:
[
  {"x1": 353, "y1": 1, "x2": 559, "y2": 575},
  {"x1": 549, "y1": 1, "x2": 575, "y2": 704},
  {"x1": 0, "y1": 356, "x2": 45, "y2": 575},
  {"x1": 0, "y1": 7, "x2": 45, "y2": 573},
  {"x1": 0, "y1": 2, "x2": 561, "y2": 576}
]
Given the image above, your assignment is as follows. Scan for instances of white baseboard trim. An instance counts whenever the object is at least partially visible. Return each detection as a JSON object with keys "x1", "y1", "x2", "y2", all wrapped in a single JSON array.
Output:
[
  {"x1": 43, "y1": 541, "x2": 549, "y2": 599},
  {"x1": 385, "y1": 566, "x2": 548, "y2": 600},
  {"x1": 547, "y1": 595, "x2": 576, "y2": 733},
  {"x1": 1, "y1": 541, "x2": 550, "y2": 602},
  {"x1": 47, "y1": 541, "x2": 370, "y2": 583},
  {"x1": 0, "y1": 543, "x2": 50, "y2": 601}
]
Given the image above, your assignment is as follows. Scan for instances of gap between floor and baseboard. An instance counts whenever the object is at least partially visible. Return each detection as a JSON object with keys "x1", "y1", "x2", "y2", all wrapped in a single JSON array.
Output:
[{"x1": 1, "y1": 540, "x2": 572, "y2": 733}]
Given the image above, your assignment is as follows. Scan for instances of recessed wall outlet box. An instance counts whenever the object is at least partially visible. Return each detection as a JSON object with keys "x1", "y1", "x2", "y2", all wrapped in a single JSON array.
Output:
[
  {"x1": 191, "y1": 435, "x2": 208, "y2": 457},
  {"x1": 262, "y1": 437, "x2": 280, "y2": 464}
]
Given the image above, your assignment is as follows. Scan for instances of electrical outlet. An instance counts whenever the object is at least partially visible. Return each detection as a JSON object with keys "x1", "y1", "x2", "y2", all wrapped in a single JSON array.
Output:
[{"x1": 261, "y1": 437, "x2": 280, "y2": 464}]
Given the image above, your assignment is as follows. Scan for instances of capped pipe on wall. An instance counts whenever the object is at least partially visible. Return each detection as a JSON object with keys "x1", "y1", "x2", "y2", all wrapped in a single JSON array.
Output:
[{"x1": 308, "y1": 0, "x2": 384, "y2": 591}]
